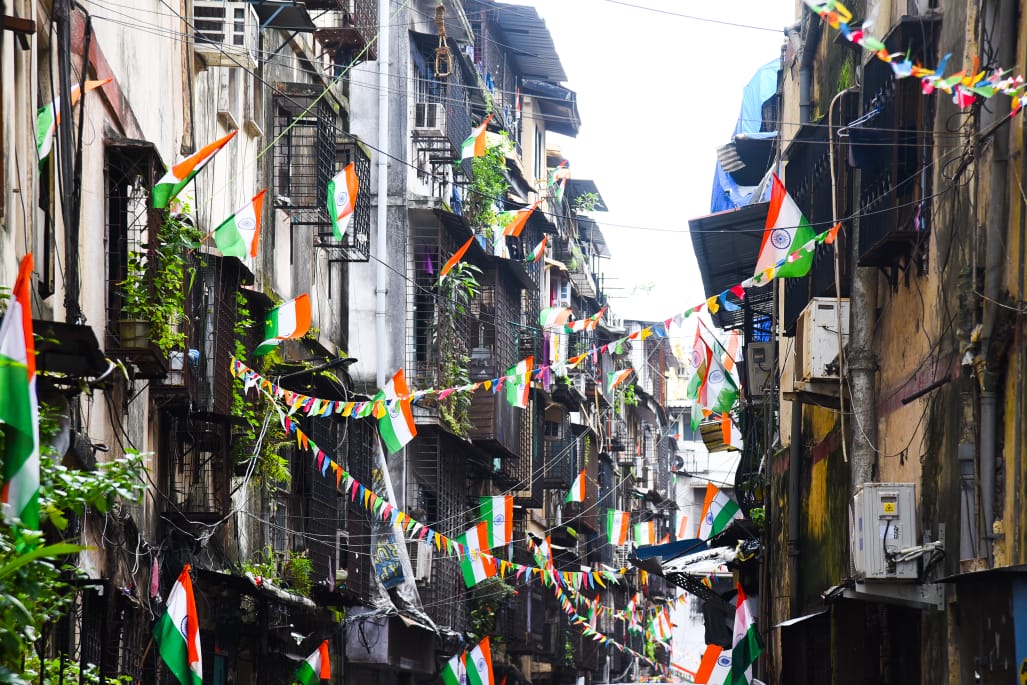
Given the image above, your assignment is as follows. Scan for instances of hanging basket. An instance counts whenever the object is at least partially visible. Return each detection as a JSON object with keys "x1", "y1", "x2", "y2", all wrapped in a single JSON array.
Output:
[{"x1": 119, "y1": 319, "x2": 151, "y2": 350}]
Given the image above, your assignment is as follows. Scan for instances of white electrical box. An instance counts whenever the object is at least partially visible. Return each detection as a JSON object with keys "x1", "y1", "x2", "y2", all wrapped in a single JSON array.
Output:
[
  {"x1": 850, "y1": 483, "x2": 918, "y2": 580},
  {"x1": 795, "y1": 297, "x2": 849, "y2": 383}
]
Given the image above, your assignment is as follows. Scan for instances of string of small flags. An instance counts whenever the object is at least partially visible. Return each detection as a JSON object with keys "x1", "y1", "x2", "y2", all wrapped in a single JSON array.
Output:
[
  {"x1": 228, "y1": 221, "x2": 842, "y2": 420},
  {"x1": 805, "y1": 0, "x2": 1027, "y2": 112}
]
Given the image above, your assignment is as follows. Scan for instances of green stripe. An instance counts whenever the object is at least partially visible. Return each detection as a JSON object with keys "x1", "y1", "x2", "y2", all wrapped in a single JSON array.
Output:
[
  {"x1": 0, "y1": 355, "x2": 38, "y2": 528},
  {"x1": 775, "y1": 218, "x2": 814, "y2": 278},
  {"x1": 712, "y1": 500, "x2": 740, "y2": 534},
  {"x1": 294, "y1": 660, "x2": 318, "y2": 685},
  {"x1": 730, "y1": 626, "x2": 763, "y2": 685},
  {"x1": 213, "y1": 215, "x2": 246, "y2": 258},
  {"x1": 153, "y1": 611, "x2": 200, "y2": 685},
  {"x1": 152, "y1": 170, "x2": 199, "y2": 209}
]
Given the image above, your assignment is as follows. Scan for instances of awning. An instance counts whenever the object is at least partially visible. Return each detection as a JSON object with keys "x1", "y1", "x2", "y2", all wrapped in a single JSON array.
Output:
[
  {"x1": 489, "y1": 3, "x2": 567, "y2": 82},
  {"x1": 937, "y1": 563, "x2": 1027, "y2": 583},
  {"x1": 717, "y1": 132, "x2": 777, "y2": 186},
  {"x1": 521, "y1": 79, "x2": 580, "y2": 137},
  {"x1": 565, "y1": 179, "x2": 609, "y2": 212}
]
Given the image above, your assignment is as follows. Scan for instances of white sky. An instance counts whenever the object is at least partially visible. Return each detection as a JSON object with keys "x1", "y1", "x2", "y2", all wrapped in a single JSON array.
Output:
[{"x1": 524, "y1": 0, "x2": 797, "y2": 321}]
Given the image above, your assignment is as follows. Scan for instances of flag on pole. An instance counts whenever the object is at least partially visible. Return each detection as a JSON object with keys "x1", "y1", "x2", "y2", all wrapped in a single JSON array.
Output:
[
  {"x1": 607, "y1": 509, "x2": 630, "y2": 545},
  {"x1": 152, "y1": 130, "x2": 237, "y2": 208},
  {"x1": 539, "y1": 307, "x2": 573, "y2": 328},
  {"x1": 500, "y1": 200, "x2": 541, "y2": 238},
  {"x1": 565, "y1": 469, "x2": 586, "y2": 503},
  {"x1": 460, "y1": 114, "x2": 493, "y2": 160},
  {"x1": 700, "y1": 348, "x2": 739, "y2": 415},
  {"x1": 722, "y1": 413, "x2": 742, "y2": 451},
  {"x1": 607, "y1": 368, "x2": 633, "y2": 394},
  {"x1": 0, "y1": 254, "x2": 39, "y2": 529},
  {"x1": 686, "y1": 329, "x2": 712, "y2": 429},
  {"x1": 440, "y1": 651, "x2": 467, "y2": 685},
  {"x1": 505, "y1": 357, "x2": 533, "y2": 408},
  {"x1": 36, "y1": 79, "x2": 111, "y2": 162},
  {"x1": 754, "y1": 173, "x2": 814, "y2": 279},
  {"x1": 153, "y1": 565, "x2": 202, "y2": 685},
  {"x1": 458, "y1": 522, "x2": 497, "y2": 588},
  {"x1": 375, "y1": 369, "x2": 416, "y2": 454},
  {"x1": 253, "y1": 294, "x2": 312, "y2": 356},
  {"x1": 294, "y1": 640, "x2": 330, "y2": 685},
  {"x1": 213, "y1": 189, "x2": 266, "y2": 258},
  {"x1": 327, "y1": 162, "x2": 358, "y2": 241},
  {"x1": 525, "y1": 235, "x2": 547, "y2": 263},
  {"x1": 439, "y1": 236, "x2": 475, "y2": 282},
  {"x1": 697, "y1": 482, "x2": 742, "y2": 539},
  {"x1": 480, "y1": 495, "x2": 513, "y2": 549},
  {"x1": 466, "y1": 637, "x2": 494, "y2": 685},
  {"x1": 729, "y1": 584, "x2": 763, "y2": 685}
]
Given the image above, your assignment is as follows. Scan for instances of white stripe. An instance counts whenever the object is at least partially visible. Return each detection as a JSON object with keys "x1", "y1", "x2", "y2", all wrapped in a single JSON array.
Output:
[{"x1": 277, "y1": 300, "x2": 299, "y2": 337}]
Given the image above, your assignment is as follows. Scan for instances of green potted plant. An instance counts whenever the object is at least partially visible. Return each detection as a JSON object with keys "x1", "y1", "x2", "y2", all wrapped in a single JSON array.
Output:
[{"x1": 117, "y1": 249, "x2": 151, "y2": 349}]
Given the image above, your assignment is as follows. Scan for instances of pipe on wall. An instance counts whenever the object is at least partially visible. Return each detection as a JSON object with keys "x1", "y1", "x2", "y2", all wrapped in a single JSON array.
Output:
[{"x1": 788, "y1": 399, "x2": 802, "y2": 616}]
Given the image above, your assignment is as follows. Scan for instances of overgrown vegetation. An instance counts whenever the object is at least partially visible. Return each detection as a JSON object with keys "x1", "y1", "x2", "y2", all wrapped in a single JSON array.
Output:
[
  {"x1": 464, "y1": 134, "x2": 511, "y2": 240},
  {"x1": 467, "y1": 576, "x2": 516, "y2": 641},
  {"x1": 435, "y1": 261, "x2": 481, "y2": 437}
]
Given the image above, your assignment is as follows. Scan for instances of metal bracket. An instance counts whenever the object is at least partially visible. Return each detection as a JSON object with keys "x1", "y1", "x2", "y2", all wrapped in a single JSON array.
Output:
[{"x1": 842, "y1": 580, "x2": 945, "y2": 611}]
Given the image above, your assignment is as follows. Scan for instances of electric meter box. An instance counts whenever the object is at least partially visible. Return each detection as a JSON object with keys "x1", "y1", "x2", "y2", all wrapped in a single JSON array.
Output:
[{"x1": 849, "y1": 483, "x2": 918, "y2": 580}]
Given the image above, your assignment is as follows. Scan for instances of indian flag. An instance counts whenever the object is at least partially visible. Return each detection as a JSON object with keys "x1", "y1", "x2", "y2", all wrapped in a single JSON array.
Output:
[
  {"x1": 294, "y1": 640, "x2": 330, "y2": 685},
  {"x1": 440, "y1": 651, "x2": 467, "y2": 685},
  {"x1": 539, "y1": 307, "x2": 572, "y2": 328},
  {"x1": 607, "y1": 368, "x2": 633, "y2": 394},
  {"x1": 634, "y1": 521, "x2": 655, "y2": 546},
  {"x1": 466, "y1": 637, "x2": 494, "y2": 685},
  {"x1": 525, "y1": 235, "x2": 547, "y2": 263},
  {"x1": 458, "y1": 522, "x2": 497, "y2": 588},
  {"x1": 697, "y1": 482, "x2": 741, "y2": 539},
  {"x1": 327, "y1": 162, "x2": 358, "y2": 241},
  {"x1": 607, "y1": 509, "x2": 629, "y2": 545},
  {"x1": 213, "y1": 189, "x2": 266, "y2": 258},
  {"x1": 566, "y1": 306, "x2": 606, "y2": 332},
  {"x1": 700, "y1": 349, "x2": 738, "y2": 415},
  {"x1": 694, "y1": 644, "x2": 730, "y2": 684},
  {"x1": 152, "y1": 130, "x2": 238, "y2": 209},
  {"x1": 375, "y1": 369, "x2": 416, "y2": 454},
  {"x1": 480, "y1": 496, "x2": 512, "y2": 549},
  {"x1": 500, "y1": 200, "x2": 541, "y2": 238},
  {"x1": 754, "y1": 173, "x2": 814, "y2": 279},
  {"x1": 722, "y1": 414, "x2": 742, "y2": 451},
  {"x1": 565, "y1": 469, "x2": 586, "y2": 503},
  {"x1": 439, "y1": 236, "x2": 475, "y2": 282},
  {"x1": 153, "y1": 564, "x2": 202, "y2": 685},
  {"x1": 0, "y1": 254, "x2": 39, "y2": 528},
  {"x1": 505, "y1": 356, "x2": 533, "y2": 408},
  {"x1": 729, "y1": 584, "x2": 763, "y2": 685},
  {"x1": 460, "y1": 114, "x2": 493, "y2": 160},
  {"x1": 253, "y1": 294, "x2": 312, "y2": 356},
  {"x1": 36, "y1": 79, "x2": 110, "y2": 162}
]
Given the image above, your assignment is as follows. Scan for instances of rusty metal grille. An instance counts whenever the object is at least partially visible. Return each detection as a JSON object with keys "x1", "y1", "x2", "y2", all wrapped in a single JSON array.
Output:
[
  {"x1": 191, "y1": 257, "x2": 240, "y2": 416},
  {"x1": 165, "y1": 414, "x2": 231, "y2": 519},
  {"x1": 344, "y1": 419, "x2": 377, "y2": 600},
  {"x1": 307, "y1": 418, "x2": 341, "y2": 581},
  {"x1": 314, "y1": 138, "x2": 371, "y2": 261}
]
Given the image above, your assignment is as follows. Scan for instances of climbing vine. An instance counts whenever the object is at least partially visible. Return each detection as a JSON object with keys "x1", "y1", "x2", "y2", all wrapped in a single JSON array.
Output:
[
  {"x1": 434, "y1": 261, "x2": 481, "y2": 437},
  {"x1": 464, "y1": 134, "x2": 511, "y2": 241}
]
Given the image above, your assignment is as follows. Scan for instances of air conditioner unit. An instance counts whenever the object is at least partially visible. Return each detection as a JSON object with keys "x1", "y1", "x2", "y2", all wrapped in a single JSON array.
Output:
[
  {"x1": 413, "y1": 102, "x2": 446, "y2": 137},
  {"x1": 193, "y1": 1, "x2": 258, "y2": 69},
  {"x1": 795, "y1": 297, "x2": 849, "y2": 383},
  {"x1": 849, "y1": 483, "x2": 917, "y2": 580},
  {"x1": 744, "y1": 341, "x2": 773, "y2": 397},
  {"x1": 413, "y1": 538, "x2": 433, "y2": 583}
]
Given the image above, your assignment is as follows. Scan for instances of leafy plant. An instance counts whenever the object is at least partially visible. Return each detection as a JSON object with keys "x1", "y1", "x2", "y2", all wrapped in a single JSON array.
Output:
[
  {"x1": 240, "y1": 544, "x2": 279, "y2": 582},
  {"x1": 467, "y1": 576, "x2": 515, "y2": 641},
  {"x1": 434, "y1": 261, "x2": 481, "y2": 436},
  {"x1": 464, "y1": 135, "x2": 511, "y2": 240},
  {"x1": 22, "y1": 655, "x2": 133, "y2": 685},
  {"x1": 283, "y1": 550, "x2": 313, "y2": 597},
  {"x1": 572, "y1": 191, "x2": 601, "y2": 213}
]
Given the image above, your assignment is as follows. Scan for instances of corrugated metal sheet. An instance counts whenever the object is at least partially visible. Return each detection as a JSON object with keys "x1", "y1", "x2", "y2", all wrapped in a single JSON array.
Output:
[{"x1": 489, "y1": 2, "x2": 567, "y2": 82}]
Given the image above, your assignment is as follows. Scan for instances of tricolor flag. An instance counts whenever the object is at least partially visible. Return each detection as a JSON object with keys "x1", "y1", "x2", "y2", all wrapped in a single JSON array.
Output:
[
  {"x1": 694, "y1": 644, "x2": 731, "y2": 684},
  {"x1": 213, "y1": 189, "x2": 266, "y2": 258},
  {"x1": 676, "y1": 512, "x2": 689, "y2": 541},
  {"x1": 722, "y1": 413, "x2": 742, "y2": 451},
  {"x1": 153, "y1": 565, "x2": 202, "y2": 685},
  {"x1": 440, "y1": 651, "x2": 467, "y2": 685},
  {"x1": 697, "y1": 482, "x2": 742, "y2": 539},
  {"x1": 375, "y1": 369, "x2": 417, "y2": 454},
  {"x1": 460, "y1": 114, "x2": 493, "y2": 160},
  {"x1": 505, "y1": 357, "x2": 533, "y2": 408},
  {"x1": 480, "y1": 495, "x2": 513, "y2": 549},
  {"x1": 729, "y1": 584, "x2": 763, "y2": 685},
  {"x1": 152, "y1": 130, "x2": 238, "y2": 208},
  {"x1": 607, "y1": 368, "x2": 633, "y2": 394},
  {"x1": 565, "y1": 306, "x2": 606, "y2": 333},
  {"x1": 607, "y1": 509, "x2": 630, "y2": 545},
  {"x1": 293, "y1": 640, "x2": 330, "y2": 685},
  {"x1": 539, "y1": 306, "x2": 573, "y2": 328},
  {"x1": 700, "y1": 347, "x2": 738, "y2": 415},
  {"x1": 500, "y1": 200, "x2": 541, "y2": 238},
  {"x1": 253, "y1": 294, "x2": 312, "y2": 356},
  {"x1": 525, "y1": 235, "x2": 547, "y2": 263},
  {"x1": 0, "y1": 254, "x2": 39, "y2": 528},
  {"x1": 466, "y1": 637, "x2": 494, "y2": 685},
  {"x1": 458, "y1": 522, "x2": 497, "y2": 588},
  {"x1": 36, "y1": 79, "x2": 111, "y2": 162},
  {"x1": 634, "y1": 521, "x2": 655, "y2": 546},
  {"x1": 531, "y1": 535, "x2": 553, "y2": 570},
  {"x1": 439, "y1": 236, "x2": 475, "y2": 282},
  {"x1": 686, "y1": 329, "x2": 712, "y2": 430},
  {"x1": 754, "y1": 173, "x2": 814, "y2": 279},
  {"x1": 548, "y1": 162, "x2": 569, "y2": 205},
  {"x1": 327, "y1": 162, "x2": 358, "y2": 241},
  {"x1": 565, "y1": 469, "x2": 586, "y2": 503}
]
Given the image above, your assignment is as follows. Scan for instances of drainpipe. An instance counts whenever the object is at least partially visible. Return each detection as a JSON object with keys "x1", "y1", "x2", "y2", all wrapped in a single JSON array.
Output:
[
  {"x1": 374, "y1": 0, "x2": 390, "y2": 391},
  {"x1": 798, "y1": 11, "x2": 821, "y2": 124},
  {"x1": 788, "y1": 400, "x2": 802, "y2": 616},
  {"x1": 55, "y1": 0, "x2": 81, "y2": 323},
  {"x1": 979, "y1": 0, "x2": 1015, "y2": 563}
]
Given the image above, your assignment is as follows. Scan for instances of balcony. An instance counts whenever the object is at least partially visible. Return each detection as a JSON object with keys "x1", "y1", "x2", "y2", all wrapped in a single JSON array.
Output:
[
  {"x1": 308, "y1": 0, "x2": 378, "y2": 63},
  {"x1": 468, "y1": 392, "x2": 521, "y2": 459},
  {"x1": 541, "y1": 436, "x2": 576, "y2": 489}
]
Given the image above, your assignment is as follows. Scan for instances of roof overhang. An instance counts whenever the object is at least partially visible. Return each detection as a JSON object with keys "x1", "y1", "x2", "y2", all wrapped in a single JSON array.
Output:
[
  {"x1": 565, "y1": 179, "x2": 608, "y2": 212},
  {"x1": 522, "y1": 79, "x2": 580, "y2": 137},
  {"x1": 489, "y1": 3, "x2": 567, "y2": 82},
  {"x1": 716, "y1": 131, "x2": 777, "y2": 186}
]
